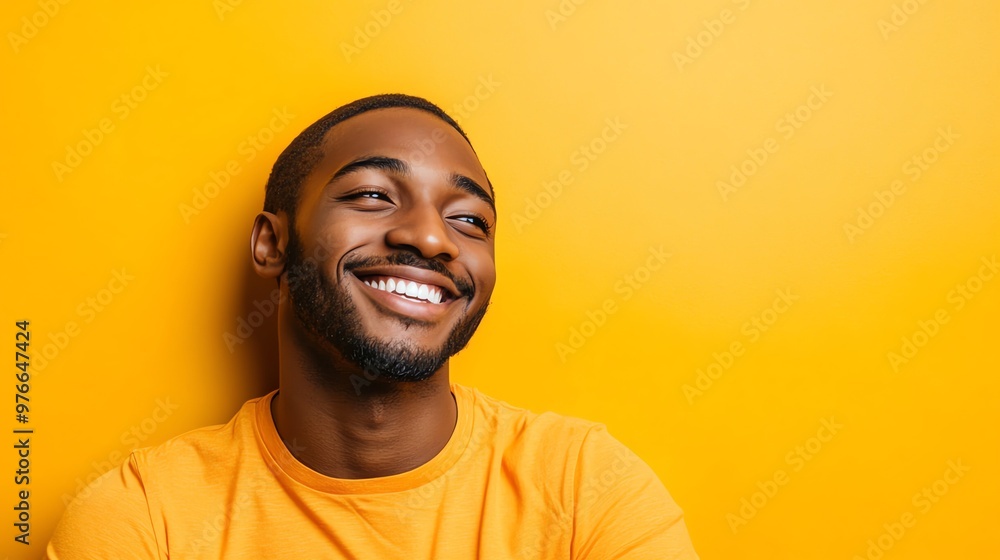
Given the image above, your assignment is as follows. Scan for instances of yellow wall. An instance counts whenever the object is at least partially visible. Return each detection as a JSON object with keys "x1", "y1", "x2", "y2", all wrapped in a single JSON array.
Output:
[{"x1": 3, "y1": 0, "x2": 998, "y2": 557}]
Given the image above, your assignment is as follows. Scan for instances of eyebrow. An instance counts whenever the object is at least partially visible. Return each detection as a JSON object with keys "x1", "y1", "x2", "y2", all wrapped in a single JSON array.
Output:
[
  {"x1": 329, "y1": 155, "x2": 409, "y2": 182},
  {"x1": 450, "y1": 173, "x2": 496, "y2": 214},
  {"x1": 328, "y1": 155, "x2": 496, "y2": 214}
]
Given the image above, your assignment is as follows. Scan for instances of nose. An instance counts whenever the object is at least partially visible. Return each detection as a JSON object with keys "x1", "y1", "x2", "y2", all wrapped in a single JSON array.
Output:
[{"x1": 384, "y1": 204, "x2": 460, "y2": 261}]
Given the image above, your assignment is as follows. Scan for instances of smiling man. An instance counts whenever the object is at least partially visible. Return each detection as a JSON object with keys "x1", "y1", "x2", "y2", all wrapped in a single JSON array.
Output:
[{"x1": 46, "y1": 94, "x2": 699, "y2": 559}]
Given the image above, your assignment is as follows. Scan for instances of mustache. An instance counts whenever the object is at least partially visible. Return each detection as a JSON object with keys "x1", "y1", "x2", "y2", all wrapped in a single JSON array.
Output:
[{"x1": 343, "y1": 252, "x2": 475, "y2": 298}]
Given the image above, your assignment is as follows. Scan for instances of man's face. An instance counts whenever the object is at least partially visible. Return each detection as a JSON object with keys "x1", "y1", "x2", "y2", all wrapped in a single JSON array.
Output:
[{"x1": 284, "y1": 107, "x2": 496, "y2": 383}]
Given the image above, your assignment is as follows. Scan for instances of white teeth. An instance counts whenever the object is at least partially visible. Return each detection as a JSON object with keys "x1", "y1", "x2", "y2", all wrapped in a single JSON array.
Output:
[{"x1": 363, "y1": 275, "x2": 446, "y2": 304}]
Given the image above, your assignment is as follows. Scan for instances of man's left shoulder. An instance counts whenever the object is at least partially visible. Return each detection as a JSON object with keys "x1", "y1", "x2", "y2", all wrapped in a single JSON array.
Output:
[
  {"x1": 457, "y1": 384, "x2": 644, "y2": 479},
  {"x1": 456, "y1": 385, "x2": 699, "y2": 558},
  {"x1": 458, "y1": 384, "x2": 599, "y2": 448}
]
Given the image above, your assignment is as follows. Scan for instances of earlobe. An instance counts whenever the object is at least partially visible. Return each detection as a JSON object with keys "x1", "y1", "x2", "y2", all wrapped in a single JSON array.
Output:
[{"x1": 251, "y1": 211, "x2": 288, "y2": 280}]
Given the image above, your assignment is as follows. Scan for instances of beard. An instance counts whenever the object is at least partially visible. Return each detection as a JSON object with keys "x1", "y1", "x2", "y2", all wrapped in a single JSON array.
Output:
[{"x1": 283, "y1": 229, "x2": 489, "y2": 386}]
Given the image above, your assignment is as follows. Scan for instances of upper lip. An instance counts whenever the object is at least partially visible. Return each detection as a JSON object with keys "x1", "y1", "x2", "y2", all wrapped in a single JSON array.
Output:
[{"x1": 349, "y1": 266, "x2": 462, "y2": 299}]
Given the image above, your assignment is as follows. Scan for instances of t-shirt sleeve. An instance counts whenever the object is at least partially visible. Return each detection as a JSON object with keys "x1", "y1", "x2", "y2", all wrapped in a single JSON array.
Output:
[
  {"x1": 571, "y1": 424, "x2": 699, "y2": 560},
  {"x1": 45, "y1": 452, "x2": 161, "y2": 560}
]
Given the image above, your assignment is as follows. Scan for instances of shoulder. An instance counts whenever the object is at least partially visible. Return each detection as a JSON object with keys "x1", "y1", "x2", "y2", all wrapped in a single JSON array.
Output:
[
  {"x1": 453, "y1": 383, "x2": 638, "y2": 484},
  {"x1": 453, "y1": 384, "x2": 699, "y2": 559},
  {"x1": 455, "y1": 383, "x2": 600, "y2": 459},
  {"x1": 131, "y1": 394, "x2": 264, "y2": 484},
  {"x1": 45, "y1": 395, "x2": 267, "y2": 559},
  {"x1": 455, "y1": 383, "x2": 596, "y2": 436},
  {"x1": 46, "y1": 450, "x2": 160, "y2": 558}
]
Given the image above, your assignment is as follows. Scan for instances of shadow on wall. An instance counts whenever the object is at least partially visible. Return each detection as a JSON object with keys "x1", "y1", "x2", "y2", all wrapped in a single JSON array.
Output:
[{"x1": 225, "y1": 219, "x2": 281, "y2": 399}]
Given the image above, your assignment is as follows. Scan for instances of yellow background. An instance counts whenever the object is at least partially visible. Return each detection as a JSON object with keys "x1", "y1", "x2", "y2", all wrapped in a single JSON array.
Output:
[{"x1": 3, "y1": 0, "x2": 998, "y2": 558}]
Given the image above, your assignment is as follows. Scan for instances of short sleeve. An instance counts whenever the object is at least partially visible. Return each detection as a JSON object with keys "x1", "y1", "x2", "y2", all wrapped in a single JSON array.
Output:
[
  {"x1": 571, "y1": 424, "x2": 699, "y2": 560},
  {"x1": 46, "y1": 452, "x2": 161, "y2": 560}
]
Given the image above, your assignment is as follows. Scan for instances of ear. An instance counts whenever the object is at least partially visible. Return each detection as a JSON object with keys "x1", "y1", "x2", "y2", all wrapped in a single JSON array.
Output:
[{"x1": 251, "y1": 211, "x2": 289, "y2": 280}]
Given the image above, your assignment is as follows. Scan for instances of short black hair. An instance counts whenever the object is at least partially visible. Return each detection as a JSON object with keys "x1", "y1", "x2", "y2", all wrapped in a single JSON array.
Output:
[{"x1": 263, "y1": 93, "x2": 474, "y2": 223}]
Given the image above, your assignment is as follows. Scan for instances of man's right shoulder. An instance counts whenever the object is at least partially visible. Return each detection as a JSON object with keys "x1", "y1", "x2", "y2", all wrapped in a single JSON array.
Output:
[
  {"x1": 132, "y1": 393, "x2": 265, "y2": 483},
  {"x1": 45, "y1": 394, "x2": 268, "y2": 559}
]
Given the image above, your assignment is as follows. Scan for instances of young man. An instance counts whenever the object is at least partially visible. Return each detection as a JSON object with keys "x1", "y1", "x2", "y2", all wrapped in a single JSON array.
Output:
[{"x1": 47, "y1": 94, "x2": 699, "y2": 559}]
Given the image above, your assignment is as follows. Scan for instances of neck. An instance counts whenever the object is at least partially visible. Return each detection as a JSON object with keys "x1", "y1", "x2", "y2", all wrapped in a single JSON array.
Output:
[{"x1": 270, "y1": 306, "x2": 458, "y2": 479}]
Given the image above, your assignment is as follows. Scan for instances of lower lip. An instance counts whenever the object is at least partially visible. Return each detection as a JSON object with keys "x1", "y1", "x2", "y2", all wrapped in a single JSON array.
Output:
[{"x1": 352, "y1": 275, "x2": 457, "y2": 322}]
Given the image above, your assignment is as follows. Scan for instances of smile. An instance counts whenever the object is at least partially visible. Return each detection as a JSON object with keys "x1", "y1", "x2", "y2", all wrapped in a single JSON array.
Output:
[{"x1": 360, "y1": 275, "x2": 445, "y2": 304}]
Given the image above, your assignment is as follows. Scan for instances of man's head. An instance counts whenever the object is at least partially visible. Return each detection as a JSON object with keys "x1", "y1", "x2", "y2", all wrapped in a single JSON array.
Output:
[{"x1": 251, "y1": 94, "x2": 497, "y2": 386}]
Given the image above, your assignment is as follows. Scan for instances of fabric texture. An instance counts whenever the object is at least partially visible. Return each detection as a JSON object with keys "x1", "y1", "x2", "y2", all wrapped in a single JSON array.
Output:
[{"x1": 46, "y1": 384, "x2": 699, "y2": 559}]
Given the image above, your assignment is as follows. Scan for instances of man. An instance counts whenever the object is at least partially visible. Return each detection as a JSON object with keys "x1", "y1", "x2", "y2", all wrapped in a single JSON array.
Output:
[{"x1": 47, "y1": 94, "x2": 699, "y2": 559}]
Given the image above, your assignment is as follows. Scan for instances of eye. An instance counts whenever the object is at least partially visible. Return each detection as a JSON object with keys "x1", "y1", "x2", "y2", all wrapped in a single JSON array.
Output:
[
  {"x1": 451, "y1": 213, "x2": 492, "y2": 236},
  {"x1": 336, "y1": 187, "x2": 397, "y2": 209},
  {"x1": 342, "y1": 187, "x2": 392, "y2": 201}
]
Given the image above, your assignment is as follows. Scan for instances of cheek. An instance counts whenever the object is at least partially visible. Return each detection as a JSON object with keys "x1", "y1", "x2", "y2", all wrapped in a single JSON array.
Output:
[
  {"x1": 311, "y1": 216, "x2": 375, "y2": 262},
  {"x1": 465, "y1": 248, "x2": 496, "y2": 296}
]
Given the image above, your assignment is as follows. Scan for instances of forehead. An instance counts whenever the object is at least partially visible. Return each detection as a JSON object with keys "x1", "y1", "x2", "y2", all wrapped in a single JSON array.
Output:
[{"x1": 312, "y1": 107, "x2": 488, "y2": 187}]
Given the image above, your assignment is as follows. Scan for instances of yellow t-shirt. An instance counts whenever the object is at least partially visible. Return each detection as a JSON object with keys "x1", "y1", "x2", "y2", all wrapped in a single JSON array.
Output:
[{"x1": 46, "y1": 384, "x2": 698, "y2": 559}]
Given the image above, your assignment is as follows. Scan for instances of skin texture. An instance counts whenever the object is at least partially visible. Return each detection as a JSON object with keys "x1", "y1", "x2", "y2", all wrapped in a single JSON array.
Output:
[{"x1": 250, "y1": 107, "x2": 496, "y2": 479}]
